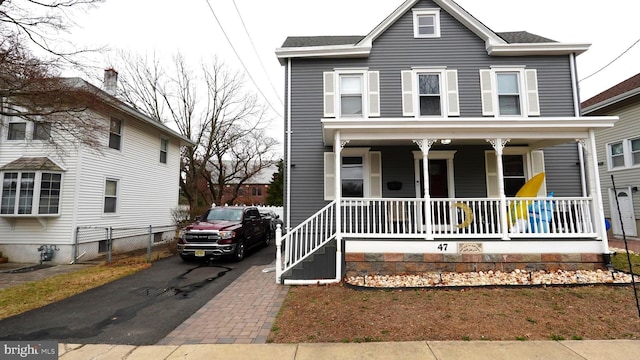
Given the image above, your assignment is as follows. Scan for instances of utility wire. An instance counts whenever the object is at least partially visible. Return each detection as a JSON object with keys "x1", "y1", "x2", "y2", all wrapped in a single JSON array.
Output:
[
  {"x1": 579, "y1": 36, "x2": 640, "y2": 83},
  {"x1": 203, "y1": 0, "x2": 284, "y2": 119},
  {"x1": 232, "y1": 0, "x2": 284, "y2": 107}
]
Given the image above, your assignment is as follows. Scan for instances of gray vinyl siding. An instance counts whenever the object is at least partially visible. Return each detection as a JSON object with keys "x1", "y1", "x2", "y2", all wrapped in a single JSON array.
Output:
[
  {"x1": 286, "y1": 0, "x2": 579, "y2": 227},
  {"x1": 592, "y1": 100, "x2": 640, "y2": 218},
  {"x1": 543, "y1": 143, "x2": 583, "y2": 197}
]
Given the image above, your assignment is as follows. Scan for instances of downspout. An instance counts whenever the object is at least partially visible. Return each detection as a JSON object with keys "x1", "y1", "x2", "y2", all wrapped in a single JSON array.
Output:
[
  {"x1": 286, "y1": 58, "x2": 292, "y2": 234},
  {"x1": 570, "y1": 53, "x2": 588, "y2": 196},
  {"x1": 70, "y1": 143, "x2": 84, "y2": 264}
]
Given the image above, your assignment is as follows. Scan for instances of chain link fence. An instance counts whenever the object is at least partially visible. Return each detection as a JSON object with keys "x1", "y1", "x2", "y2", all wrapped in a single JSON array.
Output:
[{"x1": 74, "y1": 224, "x2": 178, "y2": 263}]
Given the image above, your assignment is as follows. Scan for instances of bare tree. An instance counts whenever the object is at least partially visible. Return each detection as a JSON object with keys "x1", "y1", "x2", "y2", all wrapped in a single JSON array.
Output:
[
  {"x1": 0, "y1": 0, "x2": 108, "y2": 151},
  {"x1": 115, "y1": 52, "x2": 279, "y2": 216}
]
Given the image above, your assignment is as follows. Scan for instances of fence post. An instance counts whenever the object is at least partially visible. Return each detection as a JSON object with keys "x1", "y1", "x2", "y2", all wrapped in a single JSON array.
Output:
[
  {"x1": 73, "y1": 227, "x2": 79, "y2": 264},
  {"x1": 147, "y1": 225, "x2": 152, "y2": 263},
  {"x1": 107, "y1": 226, "x2": 112, "y2": 263}
]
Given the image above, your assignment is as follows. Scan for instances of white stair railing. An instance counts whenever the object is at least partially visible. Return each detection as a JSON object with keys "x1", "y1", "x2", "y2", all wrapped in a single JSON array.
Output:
[{"x1": 276, "y1": 201, "x2": 336, "y2": 283}]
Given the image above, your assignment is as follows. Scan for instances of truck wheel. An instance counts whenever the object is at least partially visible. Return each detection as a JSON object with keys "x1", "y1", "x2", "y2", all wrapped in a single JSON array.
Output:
[
  {"x1": 263, "y1": 231, "x2": 271, "y2": 248},
  {"x1": 233, "y1": 239, "x2": 245, "y2": 262}
]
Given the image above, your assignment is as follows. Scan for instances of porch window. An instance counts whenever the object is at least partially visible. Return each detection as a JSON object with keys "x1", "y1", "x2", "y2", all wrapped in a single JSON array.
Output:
[
  {"x1": 324, "y1": 149, "x2": 381, "y2": 200},
  {"x1": 479, "y1": 68, "x2": 539, "y2": 117},
  {"x1": 413, "y1": 9, "x2": 440, "y2": 38},
  {"x1": 109, "y1": 118, "x2": 122, "y2": 150},
  {"x1": 342, "y1": 156, "x2": 364, "y2": 197},
  {"x1": 0, "y1": 171, "x2": 62, "y2": 215},
  {"x1": 503, "y1": 155, "x2": 526, "y2": 196}
]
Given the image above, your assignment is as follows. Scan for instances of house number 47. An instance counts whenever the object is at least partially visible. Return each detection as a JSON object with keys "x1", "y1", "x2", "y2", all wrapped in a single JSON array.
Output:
[{"x1": 437, "y1": 243, "x2": 448, "y2": 251}]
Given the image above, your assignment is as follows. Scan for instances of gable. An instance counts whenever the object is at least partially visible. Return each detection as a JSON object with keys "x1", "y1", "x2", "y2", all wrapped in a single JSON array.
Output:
[{"x1": 276, "y1": 0, "x2": 589, "y2": 63}]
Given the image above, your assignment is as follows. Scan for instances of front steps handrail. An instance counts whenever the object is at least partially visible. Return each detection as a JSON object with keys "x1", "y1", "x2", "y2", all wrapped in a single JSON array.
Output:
[{"x1": 276, "y1": 200, "x2": 336, "y2": 282}]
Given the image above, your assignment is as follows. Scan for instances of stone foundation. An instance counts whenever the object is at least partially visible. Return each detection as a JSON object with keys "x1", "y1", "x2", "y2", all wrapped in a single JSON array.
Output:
[{"x1": 345, "y1": 252, "x2": 606, "y2": 277}]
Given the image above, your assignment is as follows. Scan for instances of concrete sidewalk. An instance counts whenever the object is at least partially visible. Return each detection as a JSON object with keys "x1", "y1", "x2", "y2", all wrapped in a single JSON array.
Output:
[{"x1": 58, "y1": 340, "x2": 640, "y2": 359}]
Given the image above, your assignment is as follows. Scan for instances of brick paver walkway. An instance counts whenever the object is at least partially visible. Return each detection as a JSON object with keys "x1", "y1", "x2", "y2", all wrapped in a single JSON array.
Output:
[{"x1": 158, "y1": 264, "x2": 289, "y2": 345}]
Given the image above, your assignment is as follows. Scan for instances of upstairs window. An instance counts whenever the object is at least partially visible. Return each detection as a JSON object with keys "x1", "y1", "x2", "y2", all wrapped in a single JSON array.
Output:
[
  {"x1": 109, "y1": 119, "x2": 122, "y2": 150},
  {"x1": 323, "y1": 69, "x2": 380, "y2": 118},
  {"x1": 401, "y1": 68, "x2": 459, "y2": 117},
  {"x1": 413, "y1": 9, "x2": 441, "y2": 38},
  {"x1": 418, "y1": 73, "x2": 442, "y2": 116},
  {"x1": 33, "y1": 122, "x2": 51, "y2": 141},
  {"x1": 480, "y1": 68, "x2": 540, "y2": 117},
  {"x1": 497, "y1": 73, "x2": 521, "y2": 115},
  {"x1": 160, "y1": 138, "x2": 168, "y2": 164},
  {"x1": 7, "y1": 122, "x2": 26, "y2": 140}
]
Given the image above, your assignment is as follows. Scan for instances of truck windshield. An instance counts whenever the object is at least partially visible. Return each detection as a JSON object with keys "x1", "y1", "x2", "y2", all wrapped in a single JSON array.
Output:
[{"x1": 205, "y1": 208, "x2": 243, "y2": 221}]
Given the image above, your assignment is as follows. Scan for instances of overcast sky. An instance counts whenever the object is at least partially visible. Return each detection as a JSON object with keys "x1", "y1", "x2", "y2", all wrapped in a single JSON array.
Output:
[{"x1": 66, "y1": 0, "x2": 640, "y2": 152}]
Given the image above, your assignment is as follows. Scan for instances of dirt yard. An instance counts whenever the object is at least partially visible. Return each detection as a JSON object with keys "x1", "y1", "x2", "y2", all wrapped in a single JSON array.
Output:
[{"x1": 268, "y1": 283, "x2": 640, "y2": 343}]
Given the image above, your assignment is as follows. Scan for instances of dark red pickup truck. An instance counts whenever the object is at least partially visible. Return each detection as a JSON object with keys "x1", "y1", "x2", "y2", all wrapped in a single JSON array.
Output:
[{"x1": 177, "y1": 206, "x2": 271, "y2": 262}]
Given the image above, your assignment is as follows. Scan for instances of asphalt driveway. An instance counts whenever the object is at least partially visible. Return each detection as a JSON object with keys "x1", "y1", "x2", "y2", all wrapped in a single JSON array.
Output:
[{"x1": 0, "y1": 242, "x2": 276, "y2": 345}]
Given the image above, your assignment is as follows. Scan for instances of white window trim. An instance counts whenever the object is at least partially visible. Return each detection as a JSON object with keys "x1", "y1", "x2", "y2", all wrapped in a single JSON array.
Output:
[
  {"x1": 103, "y1": 177, "x2": 120, "y2": 215},
  {"x1": 412, "y1": 68, "x2": 447, "y2": 118},
  {"x1": 484, "y1": 148, "x2": 547, "y2": 197},
  {"x1": 606, "y1": 138, "x2": 640, "y2": 171},
  {"x1": 480, "y1": 66, "x2": 540, "y2": 118},
  {"x1": 160, "y1": 137, "x2": 169, "y2": 164},
  {"x1": 341, "y1": 147, "x2": 371, "y2": 198},
  {"x1": 6, "y1": 120, "x2": 28, "y2": 142},
  {"x1": 108, "y1": 118, "x2": 123, "y2": 152},
  {"x1": 336, "y1": 69, "x2": 368, "y2": 118},
  {"x1": 0, "y1": 171, "x2": 63, "y2": 217},
  {"x1": 412, "y1": 8, "x2": 441, "y2": 38}
]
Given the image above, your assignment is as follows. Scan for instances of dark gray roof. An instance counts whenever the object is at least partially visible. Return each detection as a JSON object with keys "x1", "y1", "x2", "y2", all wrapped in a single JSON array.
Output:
[
  {"x1": 281, "y1": 36, "x2": 365, "y2": 48},
  {"x1": 280, "y1": 31, "x2": 556, "y2": 49},
  {"x1": 0, "y1": 157, "x2": 64, "y2": 171},
  {"x1": 497, "y1": 31, "x2": 556, "y2": 44}
]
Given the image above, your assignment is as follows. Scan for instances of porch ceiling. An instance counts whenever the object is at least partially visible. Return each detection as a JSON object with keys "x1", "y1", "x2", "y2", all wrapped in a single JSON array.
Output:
[{"x1": 321, "y1": 116, "x2": 618, "y2": 147}]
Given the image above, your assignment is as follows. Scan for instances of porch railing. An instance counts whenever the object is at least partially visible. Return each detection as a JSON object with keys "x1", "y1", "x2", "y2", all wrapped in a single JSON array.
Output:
[
  {"x1": 276, "y1": 201, "x2": 336, "y2": 282},
  {"x1": 341, "y1": 197, "x2": 596, "y2": 238}
]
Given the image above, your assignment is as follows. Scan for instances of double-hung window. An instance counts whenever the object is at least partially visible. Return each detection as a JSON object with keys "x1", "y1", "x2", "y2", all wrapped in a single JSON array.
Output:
[
  {"x1": 607, "y1": 138, "x2": 640, "y2": 169},
  {"x1": 401, "y1": 68, "x2": 459, "y2": 117},
  {"x1": 502, "y1": 155, "x2": 526, "y2": 197},
  {"x1": 0, "y1": 171, "x2": 62, "y2": 215},
  {"x1": 33, "y1": 122, "x2": 51, "y2": 141},
  {"x1": 480, "y1": 67, "x2": 540, "y2": 117},
  {"x1": 412, "y1": 9, "x2": 441, "y2": 38},
  {"x1": 160, "y1": 138, "x2": 168, "y2": 164},
  {"x1": 323, "y1": 69, "x2": 380, "y2": 118},
  {"x1": 104, "y1": 179, "x2": 118, "y2": 214},
  {"x1": 109, "y1": 119, "x2": 122, "y2": 150},
  {"x1": 7, "y1": 122, "x2": 27, "y2": 141},
  {"x1": 323, "y1": 148, "x2": 382, "y2": 200},
  {"x1": 485, "y1": 149, "x2": 546, "y2": 198}
]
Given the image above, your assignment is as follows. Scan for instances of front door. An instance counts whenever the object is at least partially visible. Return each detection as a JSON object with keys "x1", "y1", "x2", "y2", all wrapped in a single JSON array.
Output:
[
  {"x1": 418, "y1": 159, "x2": 449, "y2": 198},
  {"x1": 609, "y1": 188, "x2": 638, "y2": 237}
]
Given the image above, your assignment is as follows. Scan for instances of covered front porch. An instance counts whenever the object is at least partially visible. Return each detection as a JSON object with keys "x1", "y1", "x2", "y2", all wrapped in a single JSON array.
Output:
[{"x1": 276, "y1": 116, "x2": 617, "y2": 284}]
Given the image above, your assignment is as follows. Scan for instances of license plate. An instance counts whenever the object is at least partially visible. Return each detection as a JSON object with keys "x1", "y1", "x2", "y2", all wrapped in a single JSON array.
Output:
[{"x1": 195, "y1": 250, "x2": 205, "y2": 257}]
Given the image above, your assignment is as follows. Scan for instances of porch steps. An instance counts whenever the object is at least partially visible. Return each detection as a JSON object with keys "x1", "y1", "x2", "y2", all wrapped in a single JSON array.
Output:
[{"x1": 280, "y1": 239, "x2": 338, "y2": 282}]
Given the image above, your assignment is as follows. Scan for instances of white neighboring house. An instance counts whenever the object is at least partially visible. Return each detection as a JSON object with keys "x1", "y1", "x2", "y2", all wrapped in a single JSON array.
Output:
[{"x1": 0, "y1": 70, "x2": 194, "y2": 264}]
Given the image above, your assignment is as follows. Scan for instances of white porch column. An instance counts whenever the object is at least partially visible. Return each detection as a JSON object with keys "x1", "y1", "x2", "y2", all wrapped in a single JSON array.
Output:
[
  {"x1": 413, "y1": 139, "x2": 435, "y2": 240},
  {"x1": 488, "y1": 138, "x2": 510, "y2": 240},
  {"x1": 582, "y1": 134, "x2": 609, "y2": 250},
  {"x1": 334, "y1": 131, "x2": 348, "y2": 279}
]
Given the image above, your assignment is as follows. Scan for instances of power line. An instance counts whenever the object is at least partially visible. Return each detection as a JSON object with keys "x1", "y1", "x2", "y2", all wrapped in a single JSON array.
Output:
[
  {"x1": 232, "y1": 0, "x2": 284, "y2": 107},
  {"x1": 203, "y1": 0, "x2": 284, "y2": 119},
  {"x1": 579, "y1": 36, "x2": 640, "y2": 83}
]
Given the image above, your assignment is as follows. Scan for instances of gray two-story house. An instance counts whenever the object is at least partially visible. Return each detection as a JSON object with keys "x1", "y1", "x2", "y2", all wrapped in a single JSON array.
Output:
[{"x1": 274, "y1": 0, "x2": 617, "y2": 284}]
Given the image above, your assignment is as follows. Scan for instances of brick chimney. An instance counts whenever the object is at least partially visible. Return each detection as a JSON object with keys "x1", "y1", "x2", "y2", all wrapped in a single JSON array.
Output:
[{"x1": 103, "y1": 68, "x2": 118, "y2": 95}]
